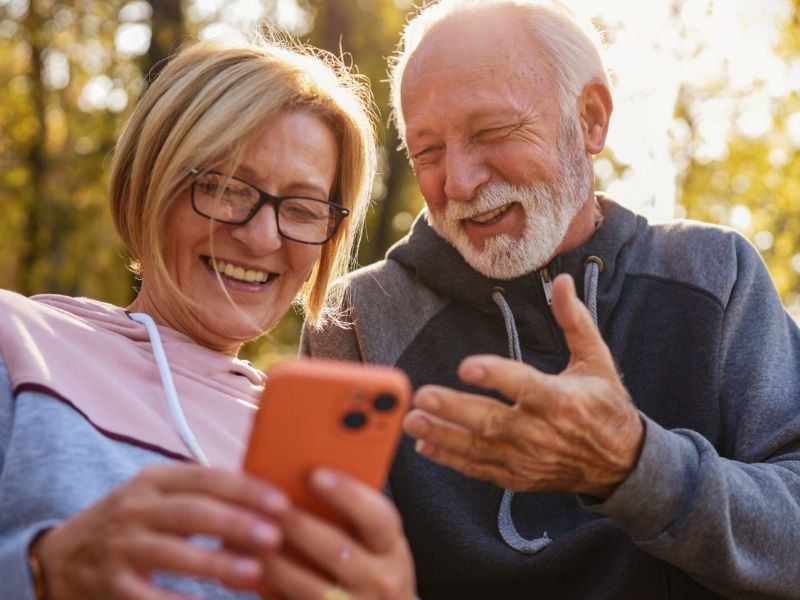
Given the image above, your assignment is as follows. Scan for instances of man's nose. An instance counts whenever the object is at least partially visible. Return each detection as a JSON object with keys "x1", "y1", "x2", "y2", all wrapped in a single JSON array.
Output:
[
  {"x1": 230, "y1": 203, "x2": 283, "y2": 255},
  {"x1": 443, "y1": 147, "x2": 490, "y2": 203}
]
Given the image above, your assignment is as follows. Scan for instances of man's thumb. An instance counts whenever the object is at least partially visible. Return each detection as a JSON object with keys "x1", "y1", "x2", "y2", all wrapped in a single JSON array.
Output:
[{"x1": 550, "y1": 273, "x2": 608, "y2": 364}]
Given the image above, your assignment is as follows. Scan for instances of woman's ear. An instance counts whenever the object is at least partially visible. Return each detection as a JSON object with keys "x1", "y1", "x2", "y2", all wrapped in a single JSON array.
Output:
[{"x1": 579, "y1": 82, "x2": 613, "y2": 155}]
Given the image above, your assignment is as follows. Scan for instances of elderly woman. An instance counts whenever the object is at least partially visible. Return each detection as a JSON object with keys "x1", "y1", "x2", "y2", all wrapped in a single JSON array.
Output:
[{"x1": 0, "y1": 37, "x2": 415, "y2": 599}]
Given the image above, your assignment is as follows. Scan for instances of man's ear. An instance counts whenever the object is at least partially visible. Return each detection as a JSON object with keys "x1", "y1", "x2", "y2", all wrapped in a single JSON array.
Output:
[{"x1": 578, "y1": 81, "x2": 612, "y2": 155}]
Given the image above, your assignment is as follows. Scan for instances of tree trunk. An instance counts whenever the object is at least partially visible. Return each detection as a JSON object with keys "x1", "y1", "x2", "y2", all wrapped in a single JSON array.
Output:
[
  {"x1": 144, "y1": 0, "x2": 184, "y2": 82},
  {"x1": 18, "y1": 1, "x2": 47, "y2": 295},
  {"x1": 369, "y1": 127, "x2": 405, "y2": 263}
]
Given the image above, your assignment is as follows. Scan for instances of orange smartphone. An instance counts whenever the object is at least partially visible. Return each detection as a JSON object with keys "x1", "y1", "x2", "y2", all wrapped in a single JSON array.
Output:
[{"x1": 242, "y1": 358, "x2": 411, "y2": 528}]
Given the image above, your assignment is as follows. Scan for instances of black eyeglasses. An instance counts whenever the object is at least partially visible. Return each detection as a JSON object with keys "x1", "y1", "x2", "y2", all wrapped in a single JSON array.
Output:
[{"x1": 189, "y1": 168, "x2": 349, "y2": 245}]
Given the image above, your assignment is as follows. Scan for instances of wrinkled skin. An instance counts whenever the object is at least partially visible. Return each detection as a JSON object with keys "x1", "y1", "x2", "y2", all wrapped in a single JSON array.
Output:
[{"x1": 404, "y1": 274, "x2": 644, "y2": 500}]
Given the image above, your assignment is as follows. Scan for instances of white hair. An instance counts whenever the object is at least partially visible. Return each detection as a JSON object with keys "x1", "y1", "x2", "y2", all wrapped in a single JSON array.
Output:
[{"x1": 389, "y1": 0, "x2": 610, "y2": 148}]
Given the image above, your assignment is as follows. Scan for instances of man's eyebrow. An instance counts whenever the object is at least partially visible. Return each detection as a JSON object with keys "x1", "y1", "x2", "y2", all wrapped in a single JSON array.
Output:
[
  {"x1": 405, "y1": 127, "x2": 435, "y2": 144},
  {"x1": 467, "y1": 108, "x2": 513, "y2": 122},
  {"x1": 407, "y1": 109, "x2": 521, "y2": 141}
]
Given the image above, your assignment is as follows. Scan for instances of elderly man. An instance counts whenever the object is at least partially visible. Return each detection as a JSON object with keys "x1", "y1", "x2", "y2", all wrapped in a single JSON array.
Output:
[{"x1": 303, "y1": 1, "x2": 800, "y2": 598}]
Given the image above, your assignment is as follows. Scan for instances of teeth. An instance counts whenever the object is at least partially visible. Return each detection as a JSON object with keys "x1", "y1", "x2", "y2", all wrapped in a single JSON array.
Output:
[
  {"x1": 471, "y1": 205, "x2": 510, "y2": 224},
  {"x1": 211, "y1": 259, "x2": 270, "y2": 284}
]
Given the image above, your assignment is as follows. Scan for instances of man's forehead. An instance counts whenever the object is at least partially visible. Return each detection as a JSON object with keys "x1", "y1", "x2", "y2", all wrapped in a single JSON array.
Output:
[
  {"x1": 401, "y1": 42, "x2": 554, "y2": 138},
  {"x1": 401, "y1": 11, "x2": 550, "y2": 99},
  {"x1": 410, "y1": 12, "x2": 533, "y2": 65}
]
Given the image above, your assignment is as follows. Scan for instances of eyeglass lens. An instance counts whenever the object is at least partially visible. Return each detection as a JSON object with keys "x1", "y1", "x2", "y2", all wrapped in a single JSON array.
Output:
[{"x1": 192, "y1": 172, "x2": 338, "y2": 244}]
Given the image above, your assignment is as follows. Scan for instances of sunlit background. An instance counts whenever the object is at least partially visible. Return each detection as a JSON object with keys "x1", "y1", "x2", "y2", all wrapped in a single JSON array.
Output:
[{"x1": 2, "y1": 0, "x2": 799, "y2": 366}]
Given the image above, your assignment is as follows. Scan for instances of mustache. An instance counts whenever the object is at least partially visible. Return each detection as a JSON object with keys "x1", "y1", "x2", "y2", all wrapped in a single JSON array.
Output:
[{"x1": 443, "y1": 182, "x2": 548, "y2": 220}]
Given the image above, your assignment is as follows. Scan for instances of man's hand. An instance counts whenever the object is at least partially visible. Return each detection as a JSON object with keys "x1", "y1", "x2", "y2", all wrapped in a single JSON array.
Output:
[{"x1": 403, "y1": 273, "x2": 644, "y2": 499}]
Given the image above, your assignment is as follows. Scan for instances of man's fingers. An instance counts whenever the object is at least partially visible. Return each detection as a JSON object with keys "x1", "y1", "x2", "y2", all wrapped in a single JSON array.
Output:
[
  {"x1": 409, "y1": 385, "x2": 526, "y2": 438},
  {"x1": 404, "y1": 408, "x2": 512, "y2": 465},
  {"x1": 414, "y1": 440, "x2": 515, "y2": 489},
  {"x1": 550, "y1": 273, "x2": 614, "y2": 369},
  {"x1": 457, "y1": 355, "x2": 560, "y2": 411}
]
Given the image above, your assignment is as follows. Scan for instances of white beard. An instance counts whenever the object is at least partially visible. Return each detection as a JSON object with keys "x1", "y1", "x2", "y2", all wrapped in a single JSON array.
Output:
[{"x1": 427, "y1": 113, "x2": 593, "y2": 280}]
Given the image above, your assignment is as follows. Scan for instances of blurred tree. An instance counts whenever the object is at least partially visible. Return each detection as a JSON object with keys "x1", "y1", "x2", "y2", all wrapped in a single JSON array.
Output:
[
  {"x1": 18, "y1": 0, "x2": 46, "y2": 296},
  {"x1": 676, "y1": 0, "x2": 800, "y2": 315},
  {"x1": 146, "y1": 0, "x2": 182, "y2": 80},
  {"x1": 1, "y1": 0, "x2": 190, "y2": 308},
  {"x1": 300, "y1": 0, "x2": 419, "y2": 266},
  {"x1": 2, "y1": 0, "x2": 797, "y2": 368}
]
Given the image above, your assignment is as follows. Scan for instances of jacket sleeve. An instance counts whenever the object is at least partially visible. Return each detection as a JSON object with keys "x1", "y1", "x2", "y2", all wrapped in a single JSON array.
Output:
[
  {"x1": 0, "y1": 352, "x2": 61, "y2": 600},
  {"x1": 587, "y1": 236, "x2": 800, "y2": 598}
]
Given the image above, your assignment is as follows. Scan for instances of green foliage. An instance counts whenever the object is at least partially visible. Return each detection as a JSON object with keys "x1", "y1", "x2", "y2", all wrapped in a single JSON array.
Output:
[
  {"x1": 2, "y1": 1, "x2": 798, "y2": 368},
  {"x1": 0, "y1": 0, "x2": 143, "y2": 304},
  {"x1": 676, "y1": 12, "x2": 800, "y2": 313}
]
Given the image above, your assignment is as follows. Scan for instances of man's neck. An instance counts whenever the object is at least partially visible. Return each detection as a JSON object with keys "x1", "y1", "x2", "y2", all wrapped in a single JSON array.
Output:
[{"x1": 551, "y1": 195, "x2": 601, "y2": 258}]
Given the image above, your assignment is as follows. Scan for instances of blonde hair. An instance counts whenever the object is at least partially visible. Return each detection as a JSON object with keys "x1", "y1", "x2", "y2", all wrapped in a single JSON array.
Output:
[
  {"x1": 110, "y1": 35, "x2": 377, "y2": 326},
  {"x1": 389, "y1": 0, "x2": 609, "y2": 148}
]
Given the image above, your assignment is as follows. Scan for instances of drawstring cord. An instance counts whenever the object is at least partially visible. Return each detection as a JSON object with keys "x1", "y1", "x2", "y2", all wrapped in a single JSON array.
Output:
[
  {"x1": 490, "y1": 290, "x2": 551, "y2": 554},
  {"x1": 583, "y1": 256, "x2": 603, "y2": 326},
  {"x1": 491, "y1": 289, "x2": 522, "y2": 361},
  {"x1": 490, "y1": 257, "x2": 602, "y2": 555},
  {"x1": 128, "y1": 312, "x2": 210, "y2": 466}
]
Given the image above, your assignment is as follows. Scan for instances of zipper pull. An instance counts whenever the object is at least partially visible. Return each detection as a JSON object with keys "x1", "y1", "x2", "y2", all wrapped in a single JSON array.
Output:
[{"x1": 539, "y1": 268, "x2": 553, "y2": 306}]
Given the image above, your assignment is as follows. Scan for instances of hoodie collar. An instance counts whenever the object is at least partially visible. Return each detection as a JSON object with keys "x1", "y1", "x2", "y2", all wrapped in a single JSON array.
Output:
[{"x1": 387, "y1": 195, "x2": 644, "y2": 333}]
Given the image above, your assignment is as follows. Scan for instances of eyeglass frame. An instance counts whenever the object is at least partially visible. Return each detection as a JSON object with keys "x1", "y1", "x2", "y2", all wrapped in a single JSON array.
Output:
[{"x1": 187, "y1": 167, "x2": 350, "y2": 245}]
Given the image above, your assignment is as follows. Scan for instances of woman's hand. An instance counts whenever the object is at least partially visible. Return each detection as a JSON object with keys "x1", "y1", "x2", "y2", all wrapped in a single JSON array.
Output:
[
  {"x1": 261, "y1": 468, "x2": 416, "y2": 600},
  {"x1": 35, "y1": 464, "x2": 290, "y2": 599}
]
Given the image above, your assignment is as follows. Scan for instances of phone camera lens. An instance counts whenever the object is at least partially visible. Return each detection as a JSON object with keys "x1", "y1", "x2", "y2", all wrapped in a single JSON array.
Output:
[
  {"x1": 373, "y1": 393, "x2": 397, "y2": 412},
  {"x1": 342, "y1": 410, "x2": 367, "y2": 429}
]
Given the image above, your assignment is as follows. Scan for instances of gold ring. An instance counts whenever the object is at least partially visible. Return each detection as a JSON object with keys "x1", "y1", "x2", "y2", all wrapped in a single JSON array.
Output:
[{"x1": 323, "y1": 586, "x2": 351, "y2": 600}]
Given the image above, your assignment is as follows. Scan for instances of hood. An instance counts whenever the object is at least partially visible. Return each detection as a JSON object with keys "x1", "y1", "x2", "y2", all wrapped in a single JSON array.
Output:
[
  {"x1": 387, "y1": 195, "x2": 645, "y2": 336},
  {"x1": 0, "y1": 291, "x2": 263, "y2": 468}
]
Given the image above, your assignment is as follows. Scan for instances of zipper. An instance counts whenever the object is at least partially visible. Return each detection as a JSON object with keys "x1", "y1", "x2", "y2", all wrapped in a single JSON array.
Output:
[
  {"x1": 538, "y1": 265, "x2": 569, "y2": 363},
  {"x1": 538, "y1": 267, "x2": 553, "y2": 306}
]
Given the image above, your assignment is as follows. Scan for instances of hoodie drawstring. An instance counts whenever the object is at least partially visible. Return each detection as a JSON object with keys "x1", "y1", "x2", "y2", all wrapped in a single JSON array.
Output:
[
  {"x1": 129, "y1": 312, "x2": 210, "y2": 466},
  {"x1": 583, "y1": 256, "x2": 603, "y2": 326},
  {"x1": 489, "y1": 258, "x2": 602, "y2": 555},
  {"x1": 491, "y1": 288, "x2": 522, "y2": 361}
]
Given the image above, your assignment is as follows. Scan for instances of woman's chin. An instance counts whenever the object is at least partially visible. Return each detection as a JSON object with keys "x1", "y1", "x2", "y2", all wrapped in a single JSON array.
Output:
[{"x1": 198, "y1": 315, "x2": 275, "y2": 354}]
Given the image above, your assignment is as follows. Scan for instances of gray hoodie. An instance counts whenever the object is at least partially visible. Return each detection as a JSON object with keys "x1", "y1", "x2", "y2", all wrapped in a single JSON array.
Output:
[{"x1": 303, "y1": 196, "x2": 800, "y2": 599}]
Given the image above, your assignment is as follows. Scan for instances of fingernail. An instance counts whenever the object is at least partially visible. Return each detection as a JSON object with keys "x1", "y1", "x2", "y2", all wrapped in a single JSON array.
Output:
[
  {"x1": 462, "y1": 359, "x2": 487, "y2": 380},
  {"x1": 415, "y1": 392, "x2": 441, "y2": 412},
  {"x1": 312, "y1": 468, "x2": 338, "y2": 489},
  {"x1": 405, "y1": 413, "x2": 430, "y2": 436},
  {"x1": 252, "y1": 522, "x2": 279, "y2": 546},
  {"x1": 232, "y1": 558, "x2": 261, "y2": 578},
  {"x1": 262, "y1": 489, "x2": 289, "y2": 512}
]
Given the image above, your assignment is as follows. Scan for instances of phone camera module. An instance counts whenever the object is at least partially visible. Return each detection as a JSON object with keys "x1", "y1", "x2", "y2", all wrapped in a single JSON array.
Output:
[
  {"x1": 342, "y1": 410, "x2": 367, "y2": 429},
  {"x1": 373, "y1": 393, "x2": 397, "y2": 412}
]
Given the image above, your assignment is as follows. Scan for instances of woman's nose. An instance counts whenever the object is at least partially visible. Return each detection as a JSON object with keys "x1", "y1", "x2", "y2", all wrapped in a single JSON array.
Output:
[{"x1": 229, "y1": 203, "x2": 283, "y2": 255}]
